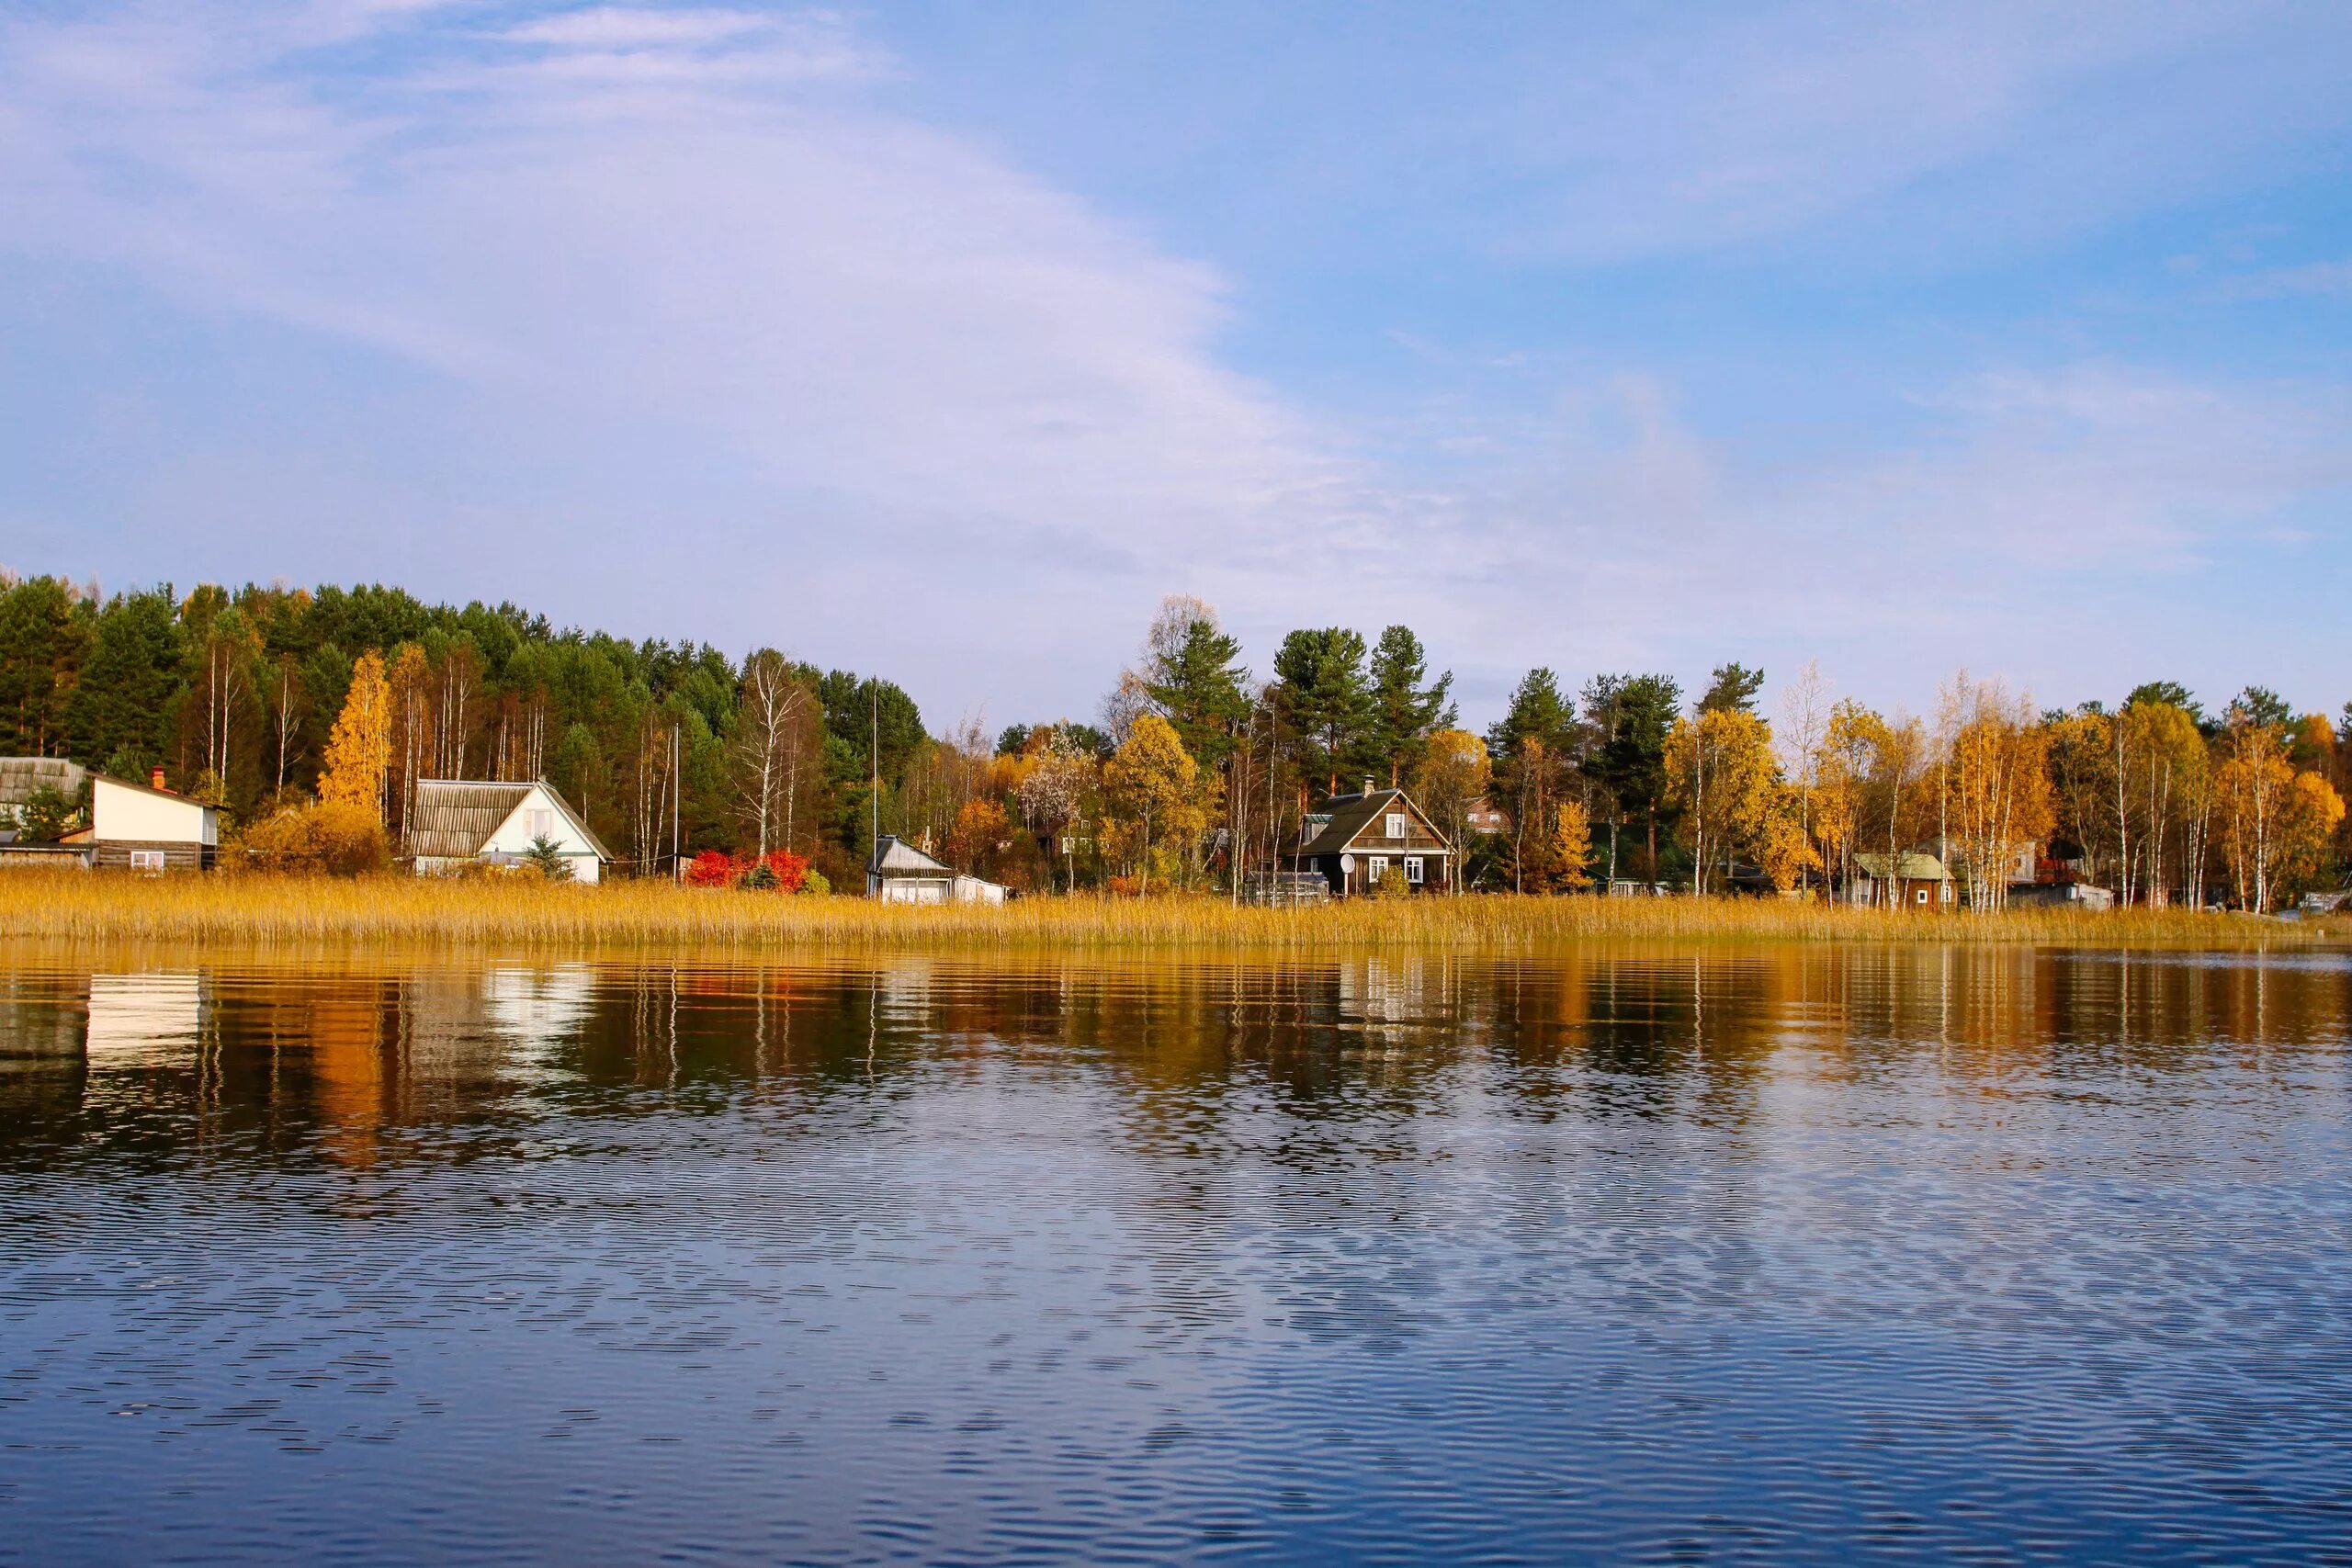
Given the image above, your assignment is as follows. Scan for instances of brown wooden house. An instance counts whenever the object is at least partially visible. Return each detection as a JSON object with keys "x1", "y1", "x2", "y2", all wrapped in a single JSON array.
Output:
[{"x1": 1293, "y1": 780, "x2": 1454, "y2": 896}]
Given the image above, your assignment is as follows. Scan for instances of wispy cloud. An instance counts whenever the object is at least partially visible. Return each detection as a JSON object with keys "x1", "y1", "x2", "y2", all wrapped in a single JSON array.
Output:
[
  {"x1": 2218, "y1": 257, "x2": 2352, "y2": 299},
  {"x1": 2, "y1": 2, "x2": 2349, "y2": 719}
]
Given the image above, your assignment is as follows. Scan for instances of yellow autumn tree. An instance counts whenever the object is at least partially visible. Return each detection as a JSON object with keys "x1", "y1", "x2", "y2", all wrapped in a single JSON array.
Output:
[
  {"x1": 1940, "y1": 675, "x2": 2052, "y2": 911},
  {"x1": 1807, "y1": 700, "x2": 1881, "y2": 898},
  {"x1": 1541, "y1": 798, "x2": 1594, "y2": 892},
  {"x1": 320, "y1": 650, "x2": 390, "y2": 821},
  {"x1": 1758, "y1": 787, "x2": 1822, "y2": 893},
  {"x1": 2283, "y1": 771, "x2": 2347, "y2": 895},
  {"x1": 1103, "y1": 715, "x2": 1206, "y2": 895},
  {"x1": 2216, "y1": 718, "x2": 2343, "y2": 910},
  {"x1": 1665, "y1": 707, "x2": 1777, "y2": 894},
  {"x1": 1413, "y1": 727, "x2": 1492, "y2": 863}
]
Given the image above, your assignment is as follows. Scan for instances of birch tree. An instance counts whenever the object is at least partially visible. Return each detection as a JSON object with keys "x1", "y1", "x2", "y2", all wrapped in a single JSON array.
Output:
[{"x1": 732, "y1": 649, "x2": 809, "y2": 859}]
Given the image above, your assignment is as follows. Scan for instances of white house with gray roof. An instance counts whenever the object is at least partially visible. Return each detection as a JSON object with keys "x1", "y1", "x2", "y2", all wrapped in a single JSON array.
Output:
[{"x1": 409, "y1": 779, "x2": 611, "y2": 882}]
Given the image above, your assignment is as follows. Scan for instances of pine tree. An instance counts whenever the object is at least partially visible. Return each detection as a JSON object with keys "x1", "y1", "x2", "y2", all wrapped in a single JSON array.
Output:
[
  {"x1": 65, "y1": 587, "x2": 184, "y2": 774},
  {"x1": 1272, "y1": 627, "x2": 1372, "y2": 797},
  {"x1": 1365, "y1": 626, "x2": 1454, "y2": 787},
  {"x1": 1143, "y1": 617, "x2": 1250, "y2": 768},
  {"x1": 0, "y1": 576, "x2": 90, "y2": 757},
  {"x1": 1588, "y1": 673, "x2": 1680, "y2": 880},
  {"x1": 1698, "y1": 661, "x2": 1765, "y2": 714}
]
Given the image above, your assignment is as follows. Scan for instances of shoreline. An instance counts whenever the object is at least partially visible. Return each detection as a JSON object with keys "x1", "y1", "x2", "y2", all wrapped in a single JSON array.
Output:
[{"x1": 0, "y1": 870, "x2": 2340, "y2": 953}]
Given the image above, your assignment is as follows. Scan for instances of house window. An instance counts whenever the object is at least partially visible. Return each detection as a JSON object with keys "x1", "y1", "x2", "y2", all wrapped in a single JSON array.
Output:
[
  {"x1": 1406, "y1": 856, "x2": 1424, "y2": 885},
  {"x1": 1385, "y1": 812, "x2": 1406, "y2": 840},
  {"x1": 1916, "y1": 887, "x2": 1929, "y2": 906},
  {"x1": 529, "y1": 808, "x2": 554, "y2": 839},
  {"x1": 1367, "y1": 856, "x2": 1386, "y2": 883},
  {"x1": 129, "y1": 849, "x2": 165, "y2": 873}
]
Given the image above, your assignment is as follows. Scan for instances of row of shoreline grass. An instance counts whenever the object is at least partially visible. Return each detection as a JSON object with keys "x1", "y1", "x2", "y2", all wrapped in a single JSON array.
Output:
[{"x1": 0, "y1": 868, "x2": 2341, "y2": 953}]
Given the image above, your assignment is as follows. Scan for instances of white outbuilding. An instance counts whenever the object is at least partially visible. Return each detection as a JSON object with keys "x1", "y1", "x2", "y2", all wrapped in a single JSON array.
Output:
[
  {"x1": 866, "y1": 835, "x2": 1005, "y2": 904},
  {"x1": 85, "y1": 771, "x2": 219, "y2": 872},
  {"x1": 408, "y1": 779, "x2": 611, "y2": 883}
]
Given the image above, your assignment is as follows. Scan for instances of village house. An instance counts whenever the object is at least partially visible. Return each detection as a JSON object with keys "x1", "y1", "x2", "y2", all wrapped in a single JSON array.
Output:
[
  {"x1": 76, "y1": 769, "x2": 220, "y2": 872},
  {"x1": 0, "y1": 758, "x2": 90, "y2": 866},
  {"x1": 866, "y1": 835, "x2": 1005, "y2": 904},
  {"x1": 1293, "y1": 780, "x2": 1455, "y2": 897},
  {"x1": 1849, "y1": 851, "x2": 1953, "y2": 909},
  {"x1": 1461, "y1": 798, "x2": 1509, "y2": 836},
  {"x1": 0, "y1": 757, "x2": 85, "y2": 830},
  {"x1": 408, "y1": 778, "x2": 611, "y2": 882}
]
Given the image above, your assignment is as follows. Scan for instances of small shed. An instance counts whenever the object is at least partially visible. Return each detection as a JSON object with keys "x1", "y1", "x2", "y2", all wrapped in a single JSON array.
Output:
[
  {"x1": 1850, "y1": 851, "x2": 1952, "y2": 909},
  {"x1": 409, "y1": 779, "x2": 611, "y2": 882},
  {"x1": 88, "y1": 771, "x2": 218, "y2": 871},
  {"x1": 0, "y1": 758, "x2": 86, "y2": 834},
  {"x1": 866, "y1": 836, "x2": 1004, "y2": 904},
  {"x1": 1293, "y1": 781, "x2": 1454, "y2": 897}
]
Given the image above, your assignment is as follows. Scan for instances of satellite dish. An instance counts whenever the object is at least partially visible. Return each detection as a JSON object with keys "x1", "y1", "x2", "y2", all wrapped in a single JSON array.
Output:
[{"x1": 1340, "y1": 853, "x2": 1355, "y2": 874}]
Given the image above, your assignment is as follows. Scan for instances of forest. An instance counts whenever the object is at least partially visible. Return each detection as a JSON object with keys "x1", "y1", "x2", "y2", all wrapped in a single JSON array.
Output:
[{"x1": 1, "y1": 575, "x2": 2346, "y2": 909}]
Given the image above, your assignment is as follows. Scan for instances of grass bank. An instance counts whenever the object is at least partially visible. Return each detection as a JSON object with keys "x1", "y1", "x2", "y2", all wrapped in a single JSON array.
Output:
[{"x1": 0, "y1": 870, "x2": 2340, "y2": 953}]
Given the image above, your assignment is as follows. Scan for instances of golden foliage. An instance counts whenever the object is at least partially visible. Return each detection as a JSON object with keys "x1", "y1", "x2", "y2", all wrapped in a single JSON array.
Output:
[
  {"x1": 1102, "y1": 715, "x2": 1209, "y2": 891},
  {"x1": 320, "y1": 650, "x2": 390, "y2": 820},
  {"x1": 1544, "y1": 799, "x2": 1594, "y2": 891},
  {"x1": 1666, "y1": 707, "x2": 1778, "y2": 892},
  {"x1": 234, "y1": 800, "x2": 392, "y2": 876}
]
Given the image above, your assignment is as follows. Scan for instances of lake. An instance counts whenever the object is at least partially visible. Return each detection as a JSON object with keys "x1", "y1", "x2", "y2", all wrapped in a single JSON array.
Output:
[{"x1": 2, "y1": 945, "x2": 2348, "y2": 1563}]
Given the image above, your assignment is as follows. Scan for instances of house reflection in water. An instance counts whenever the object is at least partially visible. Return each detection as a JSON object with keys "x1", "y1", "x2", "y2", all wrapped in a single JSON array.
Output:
[{"x1": 85, "y1": 972, "x2": 207, "y2": 1065}]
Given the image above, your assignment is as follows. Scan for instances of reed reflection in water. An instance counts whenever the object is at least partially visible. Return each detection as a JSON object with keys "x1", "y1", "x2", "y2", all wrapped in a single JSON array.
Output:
[{"x1": 1, "y1": 946, "x2": 2348, "y2": 1563}]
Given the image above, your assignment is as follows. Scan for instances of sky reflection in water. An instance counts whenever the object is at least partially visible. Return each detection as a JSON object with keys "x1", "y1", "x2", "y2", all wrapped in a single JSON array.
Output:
[{"x1": 2, "y1": 946, "x2": 2348, "y2": 1564}]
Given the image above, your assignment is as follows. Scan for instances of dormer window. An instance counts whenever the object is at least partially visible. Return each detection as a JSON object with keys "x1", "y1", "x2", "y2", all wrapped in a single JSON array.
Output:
[{"x1": 1385, "y1": 812, "x2": 1406, "y2": 840}]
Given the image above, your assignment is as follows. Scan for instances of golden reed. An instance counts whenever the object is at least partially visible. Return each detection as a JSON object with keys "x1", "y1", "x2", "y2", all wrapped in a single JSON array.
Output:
[{"x1": 0, "y1": 869, "x2": 2338, "y2": 953}]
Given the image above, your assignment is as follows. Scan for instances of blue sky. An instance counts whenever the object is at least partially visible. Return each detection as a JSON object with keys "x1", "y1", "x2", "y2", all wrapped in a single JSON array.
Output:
[{"x1": 2, "y1": 1, "x2": 2348, "y2": 732}]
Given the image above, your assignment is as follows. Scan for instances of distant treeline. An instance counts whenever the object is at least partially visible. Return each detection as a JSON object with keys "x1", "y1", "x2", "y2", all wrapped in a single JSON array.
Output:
[{"x1": 2, "y1": 576, "x2": 2346, "y2": 908}]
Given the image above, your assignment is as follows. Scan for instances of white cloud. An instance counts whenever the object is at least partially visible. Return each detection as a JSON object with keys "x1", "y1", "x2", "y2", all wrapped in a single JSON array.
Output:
[
  {"x1": 0, "y1": 3, "x2": 1358, "y2": 618},
  {"x1": 3, "y1": 3, "x2": 2349, "y2": 723}
]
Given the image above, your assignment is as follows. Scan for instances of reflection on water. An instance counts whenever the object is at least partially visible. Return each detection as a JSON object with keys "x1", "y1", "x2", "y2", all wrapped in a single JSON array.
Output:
[{"x1": 2, "y1": 945, "x2": 2348, "y2": 1562}]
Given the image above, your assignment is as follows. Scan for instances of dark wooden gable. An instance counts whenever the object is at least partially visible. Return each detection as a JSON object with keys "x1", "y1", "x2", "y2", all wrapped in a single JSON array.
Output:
[{"x1": 1299, "y1": 788, "x2": 1453, "y2": 858}]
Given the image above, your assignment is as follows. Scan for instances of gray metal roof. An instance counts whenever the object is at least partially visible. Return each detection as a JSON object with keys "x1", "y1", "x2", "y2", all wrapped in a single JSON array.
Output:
[
  {"x1": 0, "y1": 758, "x2": 86, "y2": 808},
  {"x1": 409, "y1": 779, "x2": 611, "y2": 862},
  {"x1": 867, "y1": 834, "x2": 955, "y2": 877}
]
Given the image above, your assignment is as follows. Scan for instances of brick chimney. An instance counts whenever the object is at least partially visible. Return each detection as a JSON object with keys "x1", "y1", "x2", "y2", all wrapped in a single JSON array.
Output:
[{"x1": 150, "y1": 766, "x2": 168, "y2": 792}]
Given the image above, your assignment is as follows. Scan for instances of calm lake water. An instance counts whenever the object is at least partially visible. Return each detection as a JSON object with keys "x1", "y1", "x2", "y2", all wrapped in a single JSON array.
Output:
[{"x1": 2, "y1": 944, "x2": 2348, "y2": 1564}]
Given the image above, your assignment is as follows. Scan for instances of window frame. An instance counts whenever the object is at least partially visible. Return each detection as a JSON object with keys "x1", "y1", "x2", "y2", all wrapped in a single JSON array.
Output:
[
  {"x1": 1367, "y1": 855, "x2": 1386, "y2": 883},
  {"x1": 1405, "y1": 855, "x2": 1424, "y2": 886},
  {"x1": 1385, "y1": 812, "x2": 1407, "y2": 840},
  {"x1": 129, "y1": 849, "x2": 166, "y2": 873}
]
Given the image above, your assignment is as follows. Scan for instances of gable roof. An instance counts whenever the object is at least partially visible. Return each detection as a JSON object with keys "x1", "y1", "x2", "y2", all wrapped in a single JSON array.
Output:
[
  {"x1": 868, "y1": 834, "x2": 954, "y2": 877},
  {"x1": 1854, "y1": 851, "x2": 1951, "y2": 882},
  {"x1": 409, "y1": 779, "x2": 611, "y2": 862},
  {"x1": 1296, "y1": 787, "x2": 1452, "y2": 858},
  {"x1": 90, "y1": 772, "x2": 217, "y2": 815},
  {"x1": 0, "y1": 758, "x2": 85, "y2": 809}
]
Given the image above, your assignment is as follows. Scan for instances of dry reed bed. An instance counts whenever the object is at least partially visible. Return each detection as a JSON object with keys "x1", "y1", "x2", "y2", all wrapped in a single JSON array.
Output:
[{"x1": 0, "y1": 870, "x2": 2336, "y2": 953}]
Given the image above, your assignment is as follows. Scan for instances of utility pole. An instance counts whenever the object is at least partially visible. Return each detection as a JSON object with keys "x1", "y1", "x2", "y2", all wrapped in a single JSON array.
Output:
[
  {"x1": 870, "y1": 690, "x2": 880, "y2": 864},
  {"x1": 670, "y1": 722, "x2": 681, "y2": 880}
]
